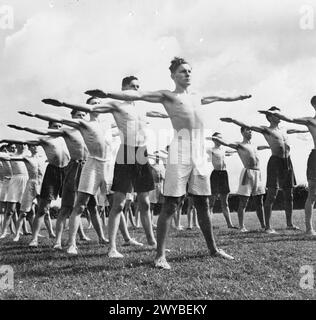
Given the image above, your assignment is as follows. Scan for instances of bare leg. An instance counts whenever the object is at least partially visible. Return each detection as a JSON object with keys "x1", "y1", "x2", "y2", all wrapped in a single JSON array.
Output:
[
  {"x1": 186, "y1": 196, "x2": 194, "y2": 229},
  {"x1": 254, "y1": 195, "x2": 266, "y2": 229},
  {"x1": 208, "y1": 195, "x2": 217, "y2": 214},
  {"x1": 155, "y1": 196, "x2": 181, "y2": 268},
  {"x1": 67, "y1": 192, "x2": 91, "y2": 254},
  {"x1": 137, "y1": 192, "x2": 156, "y2": 246},
  {"x1": 13, "y1": 211, "x2": 27, "y2": 242},
  {"x1": 29, "y1": 199, "x2": 51, "y2": 246},
  {"x1": 237, "y1": 196, "x2": 249, "y2": 232},
  {"x1": 86, "y1": 209, "x2": 92, "y2": 229},
  {"x1": 108, "y1": 192, "x2": 127, "y2": 258},
  {"x1": 0, "y1": 202, "x2": 6, "y2": 229},
  {"x1": 264, "y1": 188, "x2": 278, "y2": 233},
  {"x1": 78, "y1": 220, "x2": 90, "y2": 241},
  {"x1": 22, "y1": 218, "x2": 31, "y2": 235},
  {"x1": 192, "y1": 207, "x2": 199, "y2": 228},
  {"x1": 44, "y1": 212, "x2": 56, "y2": 238},
  {"x1": 87, "y1": 202, "x2": 108, "y2": 244},
  {"x1": 54, "y1": 206, "x2": 71, "y2": 249},
  {"x1": 174, "y1": 198, "x2": 184, "y2": 230},
  {"x1": 192, "y1": 195, "x2": 233, "y2": 259},
  {"x1": 304, "y1": 180, "x2": 316, "y2": 235},
  {"x1": 0, "y1": 202, "x2": 16, "y2": 238},
  {"x1": 284, "y1": 188, "x2": 299, "y2": 230},
  {"x1": 134, "y1": 201, "x2": 141, "y2": 228},
  {"x1": 219, "y1": 193, "x2": 236, "y2": 228},
  {"x1": 124, "y1": 199, "x2": 132, "y2": 228},
  {"x1": 128, "y1": 206, "x2": 137, "y2": 228}
]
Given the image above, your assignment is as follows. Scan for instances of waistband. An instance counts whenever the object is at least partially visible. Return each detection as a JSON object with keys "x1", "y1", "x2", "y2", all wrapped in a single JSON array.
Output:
[
  {"x1": 70, "y1": 159, "x2": 86, "y2": 164},
  {"x1": 243, "y1": 167, "x2": 260, "y2": 171},
  {"x1": 88, "y1": 155, "x2": 109, "y2": 162}
]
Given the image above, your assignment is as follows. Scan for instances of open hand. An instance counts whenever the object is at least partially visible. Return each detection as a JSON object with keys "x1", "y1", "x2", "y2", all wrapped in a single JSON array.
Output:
[
  {"x1": 85, "y1": 89, "x2": 107, "y2": 98},
  {"x1": 239, "y1": 95, "x2": 252, "y2": 100},
  {"x1": 42, "y1": 98, "x2": 64, "y2": 106},
  {"x1": 220, "y1": 117, "x2": 233, "y2": 123},
  {"x1": 7, "y1": 124, "x2": 23, "y2": 130},
  {"x1": 18, "y1": 111, "x2": 34, "y2": 117}
]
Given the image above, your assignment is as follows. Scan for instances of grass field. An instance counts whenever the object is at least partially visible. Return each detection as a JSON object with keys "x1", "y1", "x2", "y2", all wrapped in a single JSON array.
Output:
[{"x1": 0, "y1": 210, "x2": 315, "y2": 300}]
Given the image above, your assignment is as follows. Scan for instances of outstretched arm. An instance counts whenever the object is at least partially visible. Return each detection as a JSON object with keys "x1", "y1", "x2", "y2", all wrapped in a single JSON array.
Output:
[
  {"x1": 258, "y1": 110, "x2": 312, "y2": 126},
  {"x1": 0, "y1": 138, "x2": 40, "y2": 146},
  {"x1": 0, "y1": 155, "x2": 26, "y2": 161},
  {"x1": 7, "y1": 124, "x2": 55, "y2": 136},
  {"x1": 220, "y1": 117, "x2": 267, "y2": 134},
  {"x1": 85, "y1": 89, "x2": 168, "y2": 104},
  {"x1": 287, "y1": 129, "x2": 309, "y2": 134},
  {"x1": 201, "y1": 94, "x2": 251, "y2": 105},
  {"x1": 211, "y1": 136, "x2": 239, "y2": 150},
  {"x1": 257, "y1": 146, "x2": 270, "y2": 151},
  {"x1": 146, "y1": 111, "x2": 169, "y2": 118},
  {"x1": 18, "y1": 111, "x2": 65, "y2": 131},
  {"x1": 42, "y1": 98, "x2": 117, "y2": 114}
]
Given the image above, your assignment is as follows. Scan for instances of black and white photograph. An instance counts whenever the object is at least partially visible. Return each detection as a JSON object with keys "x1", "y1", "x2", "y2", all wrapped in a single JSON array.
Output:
[{"x1": 0, "y1": 0, "x2": 315, "y2": 305}]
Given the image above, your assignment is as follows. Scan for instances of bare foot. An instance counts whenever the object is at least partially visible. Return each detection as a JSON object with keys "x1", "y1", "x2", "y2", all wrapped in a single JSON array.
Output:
[
  {"x1": 53, "y1": 243, "x2": 63, "y2": 250},
  {"x1": 123, "y1": 238, "x2": 143, "y2": 247},
  {"x1": 108, "y1": 248, "x2": 123, "y2": 258},
  {"x1": 265, "y1": 228, "x2": 278, "y2": 234},
  {"x1": 80, "y1": 236, "x2": 91, "y2": 242},
  {"x1": 154, "y1": 257, "x2": 171, "y2": 270},
  {"x1": 99, "y1": 238, "x2": 109, "y2": 245},
  {"x1": 0, "y1": 232, "x2": 9, "y2": 239},
  {"x1": 305, "y1": 230, "x2": 316, "y2": 236},
  {"x1": 211, "y1": 248, "x2": 234, "y2": 260},
  {"x1": 239, "y1": 227, "x2": 248, "y2": 233},
  {"x1": 29, "y1": 239, "x2": 38, "y2": 247},
  {"x1": 67, "y1": 245, "x2": 78, "y2": 255},
  {"x1": 286, "y1": 225, "x2": 300, "y2": 231},
  {"x1": 13, "y1": 236, "x2": 20, "y2": 242},
  {"x1": 264, "y1": 228, "x2": 279, "y2": 234}
]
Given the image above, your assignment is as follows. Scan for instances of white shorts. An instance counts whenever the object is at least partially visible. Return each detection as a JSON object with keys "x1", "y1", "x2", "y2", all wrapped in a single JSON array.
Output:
[
  {"x1": 0, "y1": 177, "x2": 11, "y2": 202},
  {"x1": 78, "y1": 157, "x2": 112, "y2": 196},
  {"x1": 163, "y1": 139, "x2": 211, "y2": 197},
  {"x1": 20, "y1": 179, "x2": 40, "y2": 212},
  {"x1": 6, "y1": 174, "x2": 28, "y2": 203},
  {"x1": 236, "y1": 168, "x2": 265, "y2": 197}
]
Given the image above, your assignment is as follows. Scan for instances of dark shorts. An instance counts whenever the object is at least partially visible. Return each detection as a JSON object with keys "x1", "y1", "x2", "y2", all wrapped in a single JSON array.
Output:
[
  {"x1": 307, "y1": 149, "x2": 316, "y2": 181},
  {"x1": 61, "y1": 160, "x2": 97, "y2": 208},
  {"x1": 111, "y1": 144, "x2": 155, "y2": 193},
  {"x1": 40, "y1": 164, "x2": 66, "y2": 201},
  {"x1": 210, "y1": 170, "x2": 230, "y2": 195},
  {"x1": 266, "y1": 155, "x2": 296, "y2": 189}
]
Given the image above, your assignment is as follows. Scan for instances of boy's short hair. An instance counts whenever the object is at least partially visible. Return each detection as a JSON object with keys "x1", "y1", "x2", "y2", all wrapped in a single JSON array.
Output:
[
  {"x1": 122, "y1": 76, "x2": 138, "y2": 88},
  {"x1": 169, "y1": 57, "x2": 190, "y2": 73}
]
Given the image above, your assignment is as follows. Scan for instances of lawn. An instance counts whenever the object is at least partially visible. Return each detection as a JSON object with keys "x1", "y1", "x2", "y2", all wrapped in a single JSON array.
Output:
[{"x1": 0, "y1": 210, "x2": 315, "y2": 300}]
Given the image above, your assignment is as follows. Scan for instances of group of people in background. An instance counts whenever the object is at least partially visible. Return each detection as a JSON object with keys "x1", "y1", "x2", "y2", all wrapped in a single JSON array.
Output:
[{"x1": 0, "y1": 57, "x2": 315, "y2": 270}]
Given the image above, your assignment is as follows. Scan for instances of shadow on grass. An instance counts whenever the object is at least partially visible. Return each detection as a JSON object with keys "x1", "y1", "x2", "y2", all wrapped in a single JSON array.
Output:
[{"x1": 10, "y1": 249, "x2": 234, "y2": 280}]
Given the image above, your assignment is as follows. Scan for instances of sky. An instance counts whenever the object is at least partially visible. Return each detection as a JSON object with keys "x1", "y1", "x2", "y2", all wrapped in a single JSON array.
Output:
[{"x1": 0, "y1": 0, "x2": 315, "y2": 191}]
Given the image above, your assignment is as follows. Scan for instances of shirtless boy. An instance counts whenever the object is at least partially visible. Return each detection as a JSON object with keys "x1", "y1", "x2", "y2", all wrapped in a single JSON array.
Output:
[{"x1": 85, "y1": 57, "x2": 251, "y2": 268}]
